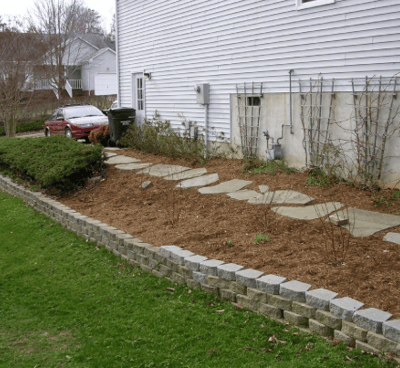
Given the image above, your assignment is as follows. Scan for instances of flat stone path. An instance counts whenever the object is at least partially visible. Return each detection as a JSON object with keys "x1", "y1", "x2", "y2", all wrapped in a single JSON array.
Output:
[
  {"x1": 164, "y1": 168, "x2": 208, "y2": 181},
  {"x1": 271, "y1": 202, "x2": 344, "y2": 220},
  {"x1": 198, "y1": 179, "x2": 253, "y2": 195},
  {"x1": 103, "y1": 149, "x2": 400, "y2": 239},
  {"x1": 104, "y1": 152, "x2": 118, "y2": 158},
  {"x1": 227, "y1": 189, "x2": 260, "y2": 201},
  {"x1": 115, "y1": 163, "x2": 152, "y2": 170},
  {"x1": 248, "y1": 190, "x2": 314, "y2": 205},
  {"x1": 342, "y1": 208, "x2": 400, "y2": 237},
  {"x1": 107, "y1": 155, "x2": 141, "y2": 165},
  {"x1": 176, "y1": 174, "x2": 219, "y2": 189},
  {"x1": 137, "y1": 164, "x2": 190, "y2": 177}
]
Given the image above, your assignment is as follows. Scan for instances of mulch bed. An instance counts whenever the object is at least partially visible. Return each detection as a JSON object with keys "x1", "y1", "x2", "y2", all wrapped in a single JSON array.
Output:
[{"x1": 58, "y1": 149, "x2": 400, "y2": 318}]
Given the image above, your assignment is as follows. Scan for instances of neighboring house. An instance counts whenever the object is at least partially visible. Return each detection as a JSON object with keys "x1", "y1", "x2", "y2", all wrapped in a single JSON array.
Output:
[
  {"x1": 116, "y1": 0, "x2": 400, "y2": 184},
  {"x1": 32, "y1": 33, "x2": 117, "y2": 98}
]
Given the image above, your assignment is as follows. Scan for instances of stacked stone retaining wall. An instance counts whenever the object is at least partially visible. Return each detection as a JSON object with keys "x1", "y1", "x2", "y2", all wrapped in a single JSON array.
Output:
[{"x1": 1, "y1": 173, "x2": 399, "y2": 360}]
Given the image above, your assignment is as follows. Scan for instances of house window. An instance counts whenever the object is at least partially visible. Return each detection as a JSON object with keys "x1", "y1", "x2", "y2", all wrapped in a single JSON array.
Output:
[
  {"x1": 247, "y1": 96, "x2": 261, "y2": 106},
  {"x1": 137, "y1": 77, "x2": 144, "y2": 110},
  {"x1": 296, "y1": 0, "x2": 335, "y2": 10}
]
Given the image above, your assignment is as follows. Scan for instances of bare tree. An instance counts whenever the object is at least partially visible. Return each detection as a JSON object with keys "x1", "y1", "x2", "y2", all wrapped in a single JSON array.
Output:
[
  {"x1": 28, "y1": 0, "x2": 86, "y2": 95},
  {"x1": 0, "y1": 23, "x2": 45, "y2": 137}
]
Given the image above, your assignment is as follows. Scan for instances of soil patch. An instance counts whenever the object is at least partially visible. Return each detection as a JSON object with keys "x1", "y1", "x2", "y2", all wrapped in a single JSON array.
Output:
[{"x1": 59, "y1": 150, "x2": 400, "y2": 317}]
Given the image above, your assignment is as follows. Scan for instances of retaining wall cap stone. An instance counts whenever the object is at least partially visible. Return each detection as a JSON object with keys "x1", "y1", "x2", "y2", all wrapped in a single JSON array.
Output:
[
  {"x1": 353, "y1": 308, "x2": 392, "y2": 334},
  {"x1": 184, "y1": 255, "x2": 208, "y2": 271},
  {"x1": 383, "y1": 319, "x2": 400, "y2": 344},
  {"x1": 217, "y1": 263, "x2": 244, "y2": 280},
  {"x1": 235, "y1": 269, "x2": 264, "y2": 288},
  {"x1": 256, "y1": 275, "x2": 287, "y2": 295},
  {"x1": 279, "y1": 280, "x2": 312, "y2": 303},
  {"x1": 160, "y1": 245, "x2": 182, "y2": 259},
  {"x1": 199, "y1": 259, "x2": 225, "y2": 276},
  {"x1": 306, "y1": 288, "x2": 338, "y2": 310},
  {"x1": 192, "y1": 271, "x2": 208, "y2": 285},
  {"x1": 170, "y1": 249, "x2": 195, "y2": 265},
  {"x1": 329, "y1": 297, "x2": 364, "y2": 321}
]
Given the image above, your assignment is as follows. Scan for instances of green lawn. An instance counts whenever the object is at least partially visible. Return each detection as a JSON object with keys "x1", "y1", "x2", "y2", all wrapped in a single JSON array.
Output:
[{"x1": 0, "y1": 190, "x2": 397, "y2": 368}]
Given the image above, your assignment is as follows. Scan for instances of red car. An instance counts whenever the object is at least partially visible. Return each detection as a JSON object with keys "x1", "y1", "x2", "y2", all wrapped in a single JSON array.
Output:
[{"x1": 44, "y1": 104, "x2": 109, "y2": 141}]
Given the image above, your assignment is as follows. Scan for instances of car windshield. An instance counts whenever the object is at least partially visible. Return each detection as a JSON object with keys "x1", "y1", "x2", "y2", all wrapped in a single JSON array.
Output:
[{"x1": 64, "y1": 106, "x2": 104, "y2": 119}]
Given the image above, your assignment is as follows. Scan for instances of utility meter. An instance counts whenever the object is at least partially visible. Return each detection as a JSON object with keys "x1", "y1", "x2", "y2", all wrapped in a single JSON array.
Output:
[{"x1": 194, "y1": 83, "x2": 209, "y2": 105}]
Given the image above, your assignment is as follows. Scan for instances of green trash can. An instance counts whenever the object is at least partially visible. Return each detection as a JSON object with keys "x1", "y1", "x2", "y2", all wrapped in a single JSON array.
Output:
[{"x1": 107, "y1": 107, "x2": 136, "y2": 144}]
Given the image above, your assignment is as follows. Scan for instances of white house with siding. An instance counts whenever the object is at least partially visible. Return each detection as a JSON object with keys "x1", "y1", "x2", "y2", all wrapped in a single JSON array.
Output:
[{"x1": 115, "y1": 0, "x2": 400, "y2": 184}]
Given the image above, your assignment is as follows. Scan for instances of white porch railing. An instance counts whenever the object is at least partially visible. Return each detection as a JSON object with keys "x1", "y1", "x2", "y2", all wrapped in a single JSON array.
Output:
[
  {"x1": 67, "y1": 79, "x2": 82, "y2": 89},
  {"x1": 65, "y1": 80, "x2": 73, "y2": 98}
]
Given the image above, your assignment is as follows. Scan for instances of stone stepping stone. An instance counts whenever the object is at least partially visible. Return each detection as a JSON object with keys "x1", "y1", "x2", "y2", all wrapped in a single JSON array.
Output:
[
  {"x1": 227, "y1": 189, "x2": 260, "y2": 201},
  {"x1": 271, "y1": 202, "x2": 344, "y2": 220},
  {"x1": 383, "y1": 232, "x2": 400, "y2": 245},
  {"x1": 342, "y1": 208, "x2": 400, "y2": 237},
  {"x1": 248, "y1": 190, "x2": 314, "y2": 205},
  {"x1": 103, "y1": 147, "x2": 122, "y2": 151},
  {"x1": 107, "y1": 155, "x2": 141, "y2": 165},
  {"x1": 164, "y1": 168, "x2": 208, "y2": 181},
  {"x1": 104, "y1": 152, "x2": 118, "y2": 158},
  {"x1": 115, "y1": 163, "x2": 152, "y2": 171},
  {"x1": 259, "y1": 185, "x2": 269, "y2": 193},
  {"x1": 137, "y1": 164, "x2": 190, "y2": 177},
  {"x1": 176, "y1": 173, "x2": 219, "y2": 189},
  {"x1": 198, "y1": 179, "x2": 253, "y2": 195}
]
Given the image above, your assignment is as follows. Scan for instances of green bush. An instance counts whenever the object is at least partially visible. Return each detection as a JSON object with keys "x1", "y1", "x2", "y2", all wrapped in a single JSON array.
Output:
[
  {"x1": 0, "y1": 119, "x2": 45, "y2": 136},
  {"x1": 119, "y1": 115, "x2": 234, "y2": 163},
  {"x1": 0, "y1": 136, "x2": 105, "y2": 194}
]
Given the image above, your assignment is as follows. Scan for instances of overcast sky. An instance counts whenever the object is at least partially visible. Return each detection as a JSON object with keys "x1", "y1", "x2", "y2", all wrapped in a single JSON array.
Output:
[{"x1": 1, "y1": 0, "x2": 115, "y2": 31}]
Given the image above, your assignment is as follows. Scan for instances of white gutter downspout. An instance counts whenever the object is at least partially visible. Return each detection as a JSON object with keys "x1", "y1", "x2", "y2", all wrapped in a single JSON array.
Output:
[
  {"x1": 204, "y1": 103, "x2": 208, "y2": 158},
  {"x1": 115, "y1": 0, "x2": 120, "y2": 107}
]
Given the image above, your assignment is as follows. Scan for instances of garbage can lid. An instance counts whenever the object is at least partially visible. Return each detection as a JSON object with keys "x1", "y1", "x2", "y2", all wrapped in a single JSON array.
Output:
[{"x1": 109, "y1": 107, "x2": 136, "y2": 114}]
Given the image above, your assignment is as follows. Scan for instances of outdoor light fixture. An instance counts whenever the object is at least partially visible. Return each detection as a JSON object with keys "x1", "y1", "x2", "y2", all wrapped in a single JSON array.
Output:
[{"x1": 144, "y1": 72, "x2": 151, "y2": 80}]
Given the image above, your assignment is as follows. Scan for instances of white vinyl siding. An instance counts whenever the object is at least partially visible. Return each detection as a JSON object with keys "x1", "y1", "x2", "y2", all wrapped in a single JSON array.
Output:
[{"x1": 116, "y1": 0, "x2": 400, "y2": 136}]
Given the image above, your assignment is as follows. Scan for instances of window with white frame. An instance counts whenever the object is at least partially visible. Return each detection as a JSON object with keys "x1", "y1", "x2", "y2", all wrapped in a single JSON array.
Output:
[{"x1": 296, "y1": 0, "x2": 335, "y2": 10}]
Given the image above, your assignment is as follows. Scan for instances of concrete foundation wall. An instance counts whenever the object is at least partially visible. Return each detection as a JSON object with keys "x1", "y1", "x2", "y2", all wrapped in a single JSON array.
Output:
[{"x1": 230, "y1": 91, "x2": 400, "y2": 186}]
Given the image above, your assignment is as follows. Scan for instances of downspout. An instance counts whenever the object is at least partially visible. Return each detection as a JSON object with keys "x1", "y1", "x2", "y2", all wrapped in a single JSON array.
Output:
[
  {"x1": 204, "y1": 103, "x2": 208, "y2": 158},
  {"x1": 115, "y1": 0, "x2": 120, "y2": 107}
]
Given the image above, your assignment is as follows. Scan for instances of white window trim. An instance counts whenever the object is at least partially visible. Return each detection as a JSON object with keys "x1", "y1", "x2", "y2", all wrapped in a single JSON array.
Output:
[{"x1": 296, "y1": 0, "x2": 335, "y2": 10}]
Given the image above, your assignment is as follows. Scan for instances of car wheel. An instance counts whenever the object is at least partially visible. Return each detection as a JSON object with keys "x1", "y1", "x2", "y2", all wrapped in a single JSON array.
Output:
[
  {"x1": 65, "y1": 128, "x2": 73, "y2": 139},
  {"x1": 45, "y1": 129, "x2": 51, "y2": 137}
]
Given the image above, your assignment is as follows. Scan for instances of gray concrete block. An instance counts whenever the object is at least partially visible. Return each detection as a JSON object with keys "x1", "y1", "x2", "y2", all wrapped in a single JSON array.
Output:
[
  {"x1": 256, "y1": 274, "x2": 287, "y2": 295},
  {"x1": 353, "y1": 308, "x2": 392, "y2": 334},
  {"x1": 201, "y1": 284, "x2": 219, "y2": 297},
  {"x1": 170, "y1": 249, "x2": 195, "y2": 265},
  {"x1": 292, "y1": 302, "x2": 317, "y2": 319},
  {"x1": 230, "y1": 282, "x2": 247, "y2": 295},
  {"x1": 309, "y1": 319, "x2": 333, "y2": 337},
  {"x1": 259, "y1": 303, "x2": 283, "y2": 320},
  {"x1": 383, "y1": 319, "x2": 400, "y2": 344},
  {"x1": 283, "y1": 311, "x2": 308, "y2": 326},
  {"x1": 367, "y1": 331, "x2": 400, "y2": 354},
  {"x1": 199, "y1": 259, "x2": 225, "y2": 276},
  {"x1": 315, "y1": 310, "x2": 342, "y2": 330},
  {"x1": 160, "y1": 245, "x2": 182, "y2": 259},
  {"x1": 342, "y1": 321, "x2": 368, "y2": 342},
  {"x1": 207, "y1": 276, "x2": 231, "y2": 289},
  {"x1": 355, "y1": 340, "x2": 380, "y2": 355},
  {"x1": 192, "y1": 271, "x2": 208, "y2": 285},
  {"x1": 220, "y1": 289, "x2": 237, "y2": 302},
  {"x1": 247, "y1": 288, "x2": 267, "y2": 303},
  {"x1": 329, "y1": 297, "x2": 364, "y2": 321},
  {"x1": 334, "y1": 330, "x2": 355, "y2": 346},
  {"x1": 236, "y1": 294, "x2": 259, "y2": 312},
  {"x1": 159, "y1": 265, "x2": 172, "y2": 277},
  {"x1": 306, "y1": 288, "x2": 338, "y2": 311},
  {"x1": 172, "y1": 272, "x2": 185, "y2": 284},
  {"x1": 217, "y1": 263, "x2": 244, "y2": 280},
  {"x1": 235, "y1": 269, "x2": 264, "y2": 288},
  {"x1": 279, "y1": 280, "x2": 311, "y2": 303},
  {"x1": 267, "y1": 294, "x2": 292, "y2": 311},
  {"x1": 186, "y1": 279, "x2": 200, "y2": 289},
  {"x1": 184, "y1": 255, "x2": 208, "y2": 271}
]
